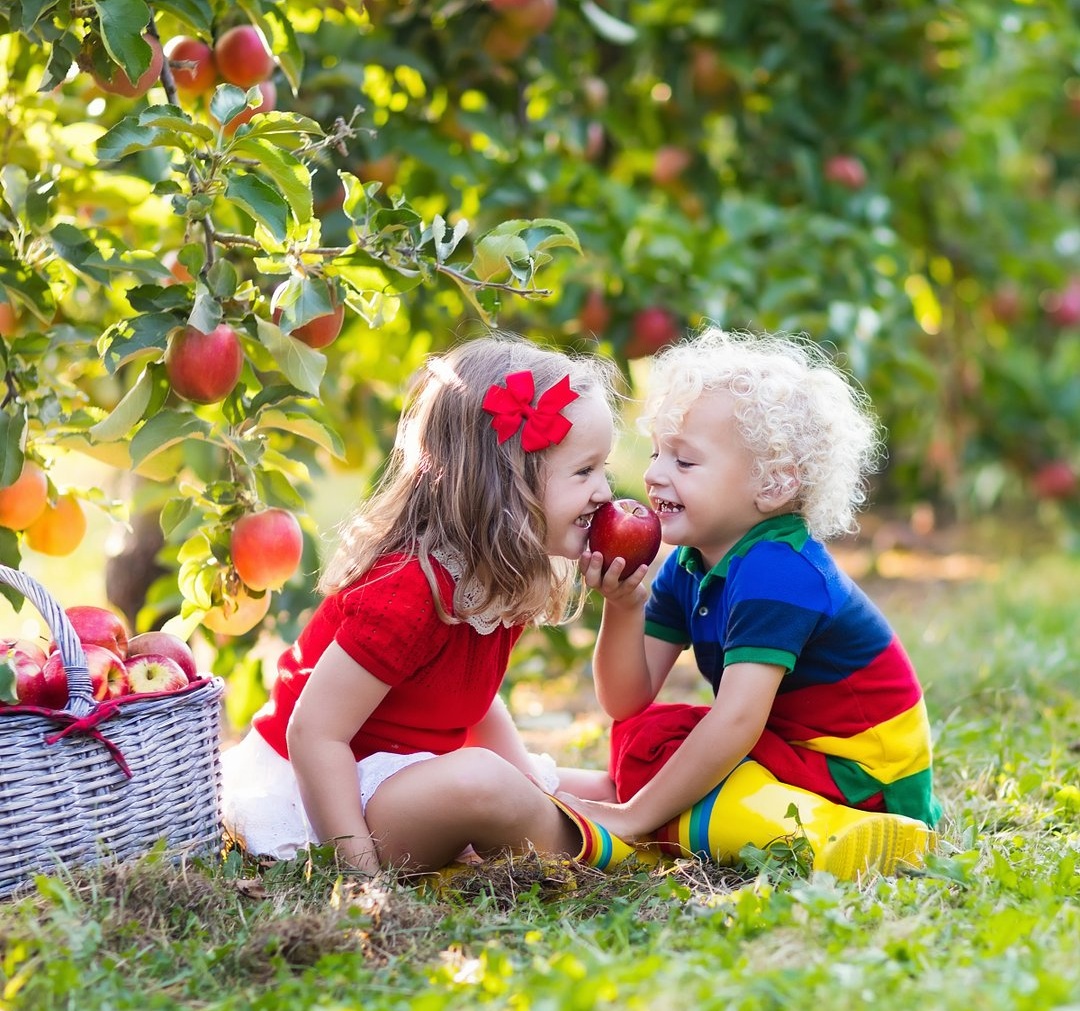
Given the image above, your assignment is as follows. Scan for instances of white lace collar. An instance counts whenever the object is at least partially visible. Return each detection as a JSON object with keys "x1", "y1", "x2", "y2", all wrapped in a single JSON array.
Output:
[{"x1": 431, "y1": 548, "x2": 513, "y2": 635}]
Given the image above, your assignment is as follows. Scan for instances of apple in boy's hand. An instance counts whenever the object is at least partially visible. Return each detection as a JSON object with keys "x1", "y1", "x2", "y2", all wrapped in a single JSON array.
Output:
[
  {"x1": 63, "y1": 605, "x2": 129, "y2": 658},
  {"x1": 127, "y1": 631, "x2": 198, "y2": 682},
  {"x1": 124, "y1": 654, "x2": 188, "y2": 694},
  {"x1": 588, "y1": 499, "x2": 662, "y2": 578}
]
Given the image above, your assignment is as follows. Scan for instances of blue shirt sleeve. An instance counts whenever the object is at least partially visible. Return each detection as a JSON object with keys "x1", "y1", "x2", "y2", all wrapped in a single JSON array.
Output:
[{"x1": 644, "y1": 551, "x2": 691, "y2": 644}]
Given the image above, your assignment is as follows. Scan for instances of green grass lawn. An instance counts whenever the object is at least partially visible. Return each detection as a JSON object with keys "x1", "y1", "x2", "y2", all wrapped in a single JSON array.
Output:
[{"x1": 1, "y1": 537, "x2": 1078, "y2": 1010}]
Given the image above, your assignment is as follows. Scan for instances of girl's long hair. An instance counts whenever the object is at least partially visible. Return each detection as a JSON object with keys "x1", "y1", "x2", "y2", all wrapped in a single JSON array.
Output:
[{"x1": 319, "y1": 333, "x2": 618, "y2": 625}]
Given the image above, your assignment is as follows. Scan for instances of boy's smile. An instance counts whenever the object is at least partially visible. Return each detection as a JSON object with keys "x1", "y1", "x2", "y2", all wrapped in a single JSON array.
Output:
[{"x1": 645, "y1": 390, "x2": 777, "y2": 570}]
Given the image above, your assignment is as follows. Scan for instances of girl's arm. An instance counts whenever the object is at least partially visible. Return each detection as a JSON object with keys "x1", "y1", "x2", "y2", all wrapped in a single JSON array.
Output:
[
  {"x1": 560, "y1": 661, "x2": 784, "y2": 841},
  {"x1": 582, "y1": 548, "x2": 681, "y2": 719},
  {"x1": 464, "y1": 693, "x2": 535, "y2": 776},
  {"x1": 286, "y1": 640, "x2": 391, "y2": 874}
]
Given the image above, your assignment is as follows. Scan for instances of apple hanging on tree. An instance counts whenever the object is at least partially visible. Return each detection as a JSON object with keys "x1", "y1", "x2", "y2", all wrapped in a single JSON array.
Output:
[
  {"x1": 165, "y1": 324, "x2": 244, "y2": 404},
  {"x1": 588, "y1": 499, "x2": 662, "y2": 578},
  {"x1": 231, "y1": 508, "x2": 304, "y2": 590}
]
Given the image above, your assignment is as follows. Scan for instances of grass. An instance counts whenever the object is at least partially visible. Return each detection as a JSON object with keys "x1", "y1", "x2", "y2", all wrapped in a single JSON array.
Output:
[{"x1": 1, "y1": 537, "x2": 1078, "y2": 1010}]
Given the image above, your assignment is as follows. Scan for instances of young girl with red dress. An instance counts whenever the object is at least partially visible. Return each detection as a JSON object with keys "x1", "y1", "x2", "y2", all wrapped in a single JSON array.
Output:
[{"x1": 222, "y1": 334, "x2": 633, "y2": 874}]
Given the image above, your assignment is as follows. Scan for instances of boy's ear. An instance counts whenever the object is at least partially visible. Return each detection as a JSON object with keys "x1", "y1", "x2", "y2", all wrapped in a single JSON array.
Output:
[{"x1": 756, "y1": 467, "x2": 800, "y2": 512}]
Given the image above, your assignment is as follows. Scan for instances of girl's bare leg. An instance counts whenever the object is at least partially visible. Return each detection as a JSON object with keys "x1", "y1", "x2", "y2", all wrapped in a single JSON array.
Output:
[{"x1": 364, "y1": 748, "x2": 581, "y2": 871}]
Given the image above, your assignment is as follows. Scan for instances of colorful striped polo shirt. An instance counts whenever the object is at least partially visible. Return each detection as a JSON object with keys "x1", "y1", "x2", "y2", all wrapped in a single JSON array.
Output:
[{"x1": 644, "y1": 514, "x2": 941, "y2": 826}]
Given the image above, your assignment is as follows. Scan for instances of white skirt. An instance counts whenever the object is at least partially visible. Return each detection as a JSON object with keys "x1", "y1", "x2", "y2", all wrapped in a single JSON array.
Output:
[{"x1": 221, "y1": 730, "x2": 437, "y2": 859}]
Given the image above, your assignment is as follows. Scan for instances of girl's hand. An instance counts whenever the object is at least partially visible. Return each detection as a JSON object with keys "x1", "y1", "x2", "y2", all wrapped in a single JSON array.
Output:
[
  {"x1": 579, "y1": 549, "x2": 650, "y2": 608},
  {"x1": 555, "y1": 792, "x2": 649, "y2": 844}
]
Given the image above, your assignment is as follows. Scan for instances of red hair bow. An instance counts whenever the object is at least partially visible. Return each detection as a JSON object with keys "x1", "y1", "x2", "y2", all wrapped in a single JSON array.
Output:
[{"x1": 482, "y1": 371, "x2": 579, "y2": 452}]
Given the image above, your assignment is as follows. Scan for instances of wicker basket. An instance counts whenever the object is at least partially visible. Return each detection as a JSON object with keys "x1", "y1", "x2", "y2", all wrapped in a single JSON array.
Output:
[{"x1": 0, "y1": 565, "x2": 225, "y2": 899}]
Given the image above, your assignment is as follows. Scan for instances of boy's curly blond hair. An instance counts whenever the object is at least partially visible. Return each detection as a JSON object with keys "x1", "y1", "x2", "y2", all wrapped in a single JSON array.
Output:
[{"x1": 640, "y1": 328, "x2": 884, "y2": 540}]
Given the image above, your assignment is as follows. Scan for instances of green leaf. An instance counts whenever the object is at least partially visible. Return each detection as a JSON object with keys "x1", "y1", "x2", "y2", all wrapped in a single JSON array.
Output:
[
  {"x1": 187, "y1": 285, "x2": 223, "y2": 333},
  {"x1": 257, "y1": 408, "x2": 345, "y2": 460},
  {"x1": 0, "y1": 166, "x2": 29, "y2": 219},
  {"x1": 136, "y1": 104, "x2": 216, "y2": 143},
  {"x1": 100, "y1": 313, "x2": 178, "y2": 372},
  {"x1": 209, "y1": 84, "x2": 250, "y2": 128},
  {"x1": 273, "y1": 276, "x2": 333, "y2": 330},
  {"x1": 254, "y1": 317, "x2": 325, "y2": 396},
  {"x1": 152, "y1": 0, "x2": 214, "y2": 35},
  {"x1": 0, "y1": 409, "x2": 27, "y2": 486},
  {"x1": 97, "y1": 118, "x2": 168, "y2": 162},
  {"x1": 230, "y1": 137, "x2": 312, "y2": 226},
  {"x1": 48, "y1": 223, "x2": 133, "y2": 284},
  {"x1": 129, "y1": 410, "x2": 212, "y2": 468},
  {"x1": 0, "y1": 656, "x2": 17, "y2": 705},
  {"x1": 91, "y1": 1, "x2": 155, "y2": 77},
  {"x1": 160, "y1": 495, "x2": 194, "y2": 538},
  {"x1": 88, "y1": 365, "x2": 156, "y2": 442},
  {"x1": 224, "y1": 171, "x2": 289, "y2": 242}
]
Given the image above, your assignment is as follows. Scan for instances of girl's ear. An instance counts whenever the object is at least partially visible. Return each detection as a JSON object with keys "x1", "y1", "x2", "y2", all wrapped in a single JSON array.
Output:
[{"x1": 756, "y1": 467, "x2": 800, "y2": 512}]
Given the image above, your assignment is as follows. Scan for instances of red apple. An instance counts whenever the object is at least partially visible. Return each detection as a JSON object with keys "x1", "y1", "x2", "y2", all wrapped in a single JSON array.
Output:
[
  {"x1": 16, "y1": 653, "x2": 66, "y2": 707},
  {"x1": 1046, "y1": 278, "x2": 1080, "y2": 328},
  {"x1": 272, "y1": 295, "x2": 345, "y2": 349},
  {"x1": 1031, "y1": 460, "x2": 1077, "y2": 501},
  {"x1": 166, "y1": 36, "x2": 217, "y2": 97},
  {"x1": 38, "y1": 645, "x2": 121, "y2": 706},
  {"x1": 824, "y1": 155, "x2": 868, "y2": 190},
  {"x1": 92, "y1": 34, "x2": 164, "y2": 98},
  {"x1": 588, "y1": 499, "x2": 662, "y2": 578},
  {"x1": 231, "y1": 507, "x2": 304, "y2": 590},
  {"x1": 64, "y1": 605, "x2": 129, "y2": 658},
  {"x1": 214, "y1": 25, "x2": 275, "y2": 88},
  {"x1": 626, "y1": 306, "x2": 679, "y2": 359},
  {"x1": 0, "y1": 299, "x2": 17, "y2": 337},
  {"x1": 85, "y1": 644, "x2": 127, "y2": 701},
  {"x1": 127, "y1": 631, "x2": 198, "y2": 682},
  {"x1": 2, "y1": 639, "x2": 46, "y2": 706},
  {"x1": 124, "y1": 653, "x2": 188, "y2": 694},
  {"x1": 2, "y1": 638, "x2": 48, "y2": 670},
  {"x1": 165, "y1": 323, "x2": 244, "y2": 404},
  {"x1": 498, "y1": 0, "x2": 557, "y2": 34},
  {"x1": 989, "y1": 283, "x2": 1022, "y2": 324},
  {"x1": 652, "y1": 145, "x2": 692, "y2": 186},
  {"x1": 578, "y1": 287, "x2": 612, "y2": 337}
]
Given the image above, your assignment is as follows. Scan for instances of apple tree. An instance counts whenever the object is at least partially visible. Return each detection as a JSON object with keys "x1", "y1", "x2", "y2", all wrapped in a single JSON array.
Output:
[{"x1": 2, "y1": 0, "x2": 1079, "y2": 720}]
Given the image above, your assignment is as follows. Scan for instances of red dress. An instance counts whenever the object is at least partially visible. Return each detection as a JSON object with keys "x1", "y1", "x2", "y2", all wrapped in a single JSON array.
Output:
[{"x1": 253, "y1": 553, "x2": 523, "y2": 760}]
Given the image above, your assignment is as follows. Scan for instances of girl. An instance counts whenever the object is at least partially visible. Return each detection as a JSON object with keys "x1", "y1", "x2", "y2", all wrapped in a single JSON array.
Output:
[{"x1": 222, "y1": 334, "x2": 633, "y2": 874}]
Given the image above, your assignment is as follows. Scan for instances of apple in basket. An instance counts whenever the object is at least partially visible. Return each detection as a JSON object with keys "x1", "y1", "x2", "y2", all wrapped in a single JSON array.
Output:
[
  {"x1": 124, "y1": 654, "x2": 189, "y2": 694},
  {"x1": 1, "y1": 638, "x2": 48, "y2": 705},
  {"x1": 62, "y1": 605, "x2": 130, "y2": 658},
  {"x1": 126, "y1": 630, "x2": 198, "y2": 682},
  {"x1": 39, "y1": 644, "x2": 124, "y2": 705}
]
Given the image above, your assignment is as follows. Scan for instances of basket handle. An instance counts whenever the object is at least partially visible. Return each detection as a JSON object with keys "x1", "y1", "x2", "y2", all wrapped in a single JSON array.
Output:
[{"x1": 0, "y1": 565, "x2": 95, "y2": 717}]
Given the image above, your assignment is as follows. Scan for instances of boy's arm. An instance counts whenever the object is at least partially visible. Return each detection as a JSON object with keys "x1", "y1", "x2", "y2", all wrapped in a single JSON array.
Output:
[
  {"x1": 582, "y1": 548, "x2": 680, "y2": 719},
  {"x1": 560, "y1": 661, "x2": 784, "y2": 841},
  {"x1": 287, "y1": 640, "x2": 390, "y2": 874}
]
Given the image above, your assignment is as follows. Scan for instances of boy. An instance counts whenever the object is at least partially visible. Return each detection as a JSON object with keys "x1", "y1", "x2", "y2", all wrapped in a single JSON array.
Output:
[{"x1": 570, "y1": 329, "x2": 942, "y2": 879}]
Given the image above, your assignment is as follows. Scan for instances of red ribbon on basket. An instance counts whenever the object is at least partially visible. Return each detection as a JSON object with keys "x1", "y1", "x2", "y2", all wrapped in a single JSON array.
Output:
[{"x1": 42, "y1": 700, "x2": 132, "y2": 778}]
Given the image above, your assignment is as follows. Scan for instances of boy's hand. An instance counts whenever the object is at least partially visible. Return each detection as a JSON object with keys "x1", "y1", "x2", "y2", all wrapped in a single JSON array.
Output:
[{"x1": 579, "y1": 549, "x2": 650, "y2": 607}]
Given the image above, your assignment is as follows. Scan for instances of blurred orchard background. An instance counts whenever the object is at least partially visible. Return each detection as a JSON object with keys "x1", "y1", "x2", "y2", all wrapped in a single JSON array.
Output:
[{"x1": 1, "y1": 0, "x2": 1079, "y2": 733}]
